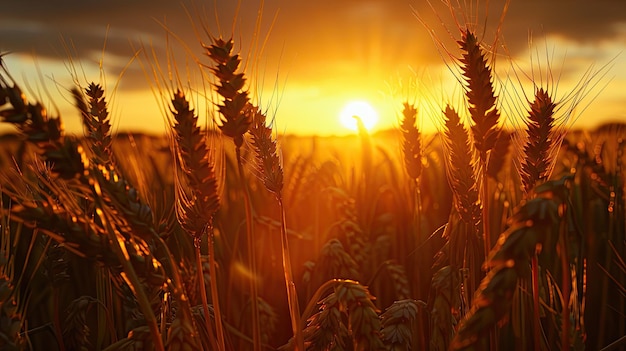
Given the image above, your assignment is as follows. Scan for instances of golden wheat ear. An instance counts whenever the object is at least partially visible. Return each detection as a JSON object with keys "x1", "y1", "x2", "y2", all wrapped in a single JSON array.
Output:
[
  {"x1": 205, "y1": 38, "x2": 252, "y2": 148},
  {"x1": 401, "y1": 103, "x2": 422, "y2": 180},
  {"x1": 521, "y1": 88, "x2": 558, "y2": 195},
  {"x1": 0, "y1": 65, "x2": 83, "y2": 179},
  {"x1": 170, "y1": 89, "x2": 220, "y2": 237},
  {"x1": 72, "y1": 83, "x2": 113, "y2": 165},
  {"x1": 442, "y1": 105, "x2": 481, "y2": 229},
  {"x1": 458, "y1": 29, "x2": 501, "y2": 164},
  {"x1": 248, "y1": 106, "x2": 283, "y2": 196}
]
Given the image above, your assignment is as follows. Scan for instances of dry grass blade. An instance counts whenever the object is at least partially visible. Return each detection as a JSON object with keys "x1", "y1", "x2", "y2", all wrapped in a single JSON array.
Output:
[
  {"x1": 521, "y1": 88, "x2": 557, "y2": 194},
  {"x1": 0, "y1": 252, "x2": 23, "y2": 350}
]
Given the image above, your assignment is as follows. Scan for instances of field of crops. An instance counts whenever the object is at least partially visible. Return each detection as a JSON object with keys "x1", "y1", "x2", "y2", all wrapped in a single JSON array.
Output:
[{"x1": 0, "y1": 5, "x2": 625, "y2": 351}]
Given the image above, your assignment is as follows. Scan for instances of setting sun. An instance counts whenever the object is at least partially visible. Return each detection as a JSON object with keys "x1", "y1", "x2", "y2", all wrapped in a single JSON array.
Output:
[{"x1": 339, "y1": 100, "x2": 379, "y2": 132}]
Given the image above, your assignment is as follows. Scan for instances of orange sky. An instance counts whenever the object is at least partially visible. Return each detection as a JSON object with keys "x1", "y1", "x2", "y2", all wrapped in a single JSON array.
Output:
[{"x1": 2, "y1": 0, "x2": 626, "y2": 136}]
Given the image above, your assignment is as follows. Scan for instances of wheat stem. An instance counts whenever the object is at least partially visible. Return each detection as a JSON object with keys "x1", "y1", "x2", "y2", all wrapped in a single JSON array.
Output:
[
  {"x1": 531, "y1": 254, "x2": 541, "y2": 351},
  {"x1": 482, "y1": 177, "x2": 491, "y2": 259},
  {"x1": 278, "y1": 198, "x2": 305, "y2": 351},
  {"x1": 235, "y1": 146, "x2": 262, "y2": 351},
  {"x1": 205, "y1": 225, "x2": 226, "y2": 351},
  {"x1": 95, "y1": 205, "x2": 164, "y2": 351},
  {"x1": 194, "y1": 236, "x2": 219, "y2": 351},
  {"x1": 560, "y1": 211, "x2": 571, "y2": 351}
]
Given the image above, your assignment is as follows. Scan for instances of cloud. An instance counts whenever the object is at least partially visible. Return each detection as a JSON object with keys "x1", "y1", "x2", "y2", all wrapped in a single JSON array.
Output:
[{"x1": 1, "y1": 0, "x2": 624, "y2": 99}]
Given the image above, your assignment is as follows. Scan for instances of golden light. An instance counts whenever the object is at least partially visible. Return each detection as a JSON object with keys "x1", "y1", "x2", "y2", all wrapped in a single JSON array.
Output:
[{"x1": 339, "y1": 100, "x2": 379, "y2": 131}]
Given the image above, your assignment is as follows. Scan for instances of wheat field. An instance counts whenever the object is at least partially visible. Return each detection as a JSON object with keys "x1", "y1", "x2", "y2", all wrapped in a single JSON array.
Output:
[{"x1": 0, "y1": 3, "x2": 625, "y2": 351}]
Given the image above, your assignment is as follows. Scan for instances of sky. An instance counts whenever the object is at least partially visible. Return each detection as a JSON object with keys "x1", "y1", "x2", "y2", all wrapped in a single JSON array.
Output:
[{"x1": 1, "y1": 0, "x2": 625, "y2": 136}]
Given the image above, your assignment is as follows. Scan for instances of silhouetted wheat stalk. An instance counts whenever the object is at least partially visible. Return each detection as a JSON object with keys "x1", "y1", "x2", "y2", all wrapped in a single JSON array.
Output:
[
  {"x1": 170, "y1": 89, "x2": 223, "y2": 351},
  {"x1": 206, "y1": 36, "x2": 261, "y2": 351},
  {"x1": 249, "y1": 106, "x2": 304, "y2": 351},
  {"x1": 450, "y1": 177, "x2": 570, "y2": 351},
  {"x1": 458, "y1": 28, "x2": 507, "y2": 257}
]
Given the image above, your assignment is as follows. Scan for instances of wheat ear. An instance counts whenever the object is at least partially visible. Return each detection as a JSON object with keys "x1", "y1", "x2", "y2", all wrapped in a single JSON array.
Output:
[
  {"x1": 248, "y1": 106, "x2": 304, "y2": 351},
  {"x1": 458, "y1": 29, "x2": 500, "y2": 163},
  {"x1": 450, "y1": 178, "x2": 569, "y2": 350},
  {"x1": 170, "y1": 89, "x2": 224, "y2": 351},
  {"x1": 248, "y1": 106, "x2": 283, "y2": 195},
  {"x1": 442, "y1": 105, "x2": 481, "y2": 231},
  {"x1": 401, "y1": 103, "x2": 422, "y2": 180},
  {"x1": 205, "y1": 37, "x2": 252, "y2": 148},
  {"x1": 380, "y1": 299, "x2": 421, "y2": 351},
  {"x1": 72, "y1": 83, "x2": 112, "y2": 165},
  {"x1": 0, "y1": 65, "x2": 83, "y2": 179},
  {"x1": 401, "y1": 103, "x2": 425, "y2": 279},
  {"x1": 206, "y1": 36, "x2": 261, "y2": 351},
  {"x1": 458, "y1": 28, "x2": 504, "y2": 255},
  {"x1": 301, "y1": 280, "x2": 385, "y2": 351},
  {"x1": 521, "y1": 88, "x2": 558, "y2": 194}
]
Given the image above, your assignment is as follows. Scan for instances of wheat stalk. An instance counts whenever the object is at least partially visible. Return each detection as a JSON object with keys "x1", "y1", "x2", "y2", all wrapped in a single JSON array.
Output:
[
  {"x1": 206, "y1": 36, "x2": 262, "y2": 351},
  {"x1": 458, "y1": 28, "x2": 505, "y2": 256},
  {"x1": 450, "y1": 177, "x2": 570, "y2": 350},
  {"x1": 169, "y1": 89, "x2": 224, "y2": 351},
  {"x1": 248, "y1": 106, "x2": 304, "y2": 351}
]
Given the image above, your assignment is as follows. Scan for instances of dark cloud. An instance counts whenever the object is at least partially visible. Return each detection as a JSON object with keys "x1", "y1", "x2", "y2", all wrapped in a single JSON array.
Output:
[{"x1": 1, "y1": 0, "x2": 625, "y2": 90}]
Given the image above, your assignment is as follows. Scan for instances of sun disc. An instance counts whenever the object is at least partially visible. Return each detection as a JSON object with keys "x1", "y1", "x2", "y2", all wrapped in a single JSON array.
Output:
[{"x1": 339, "y1": 100, "x2": 379, "y2": 131}]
